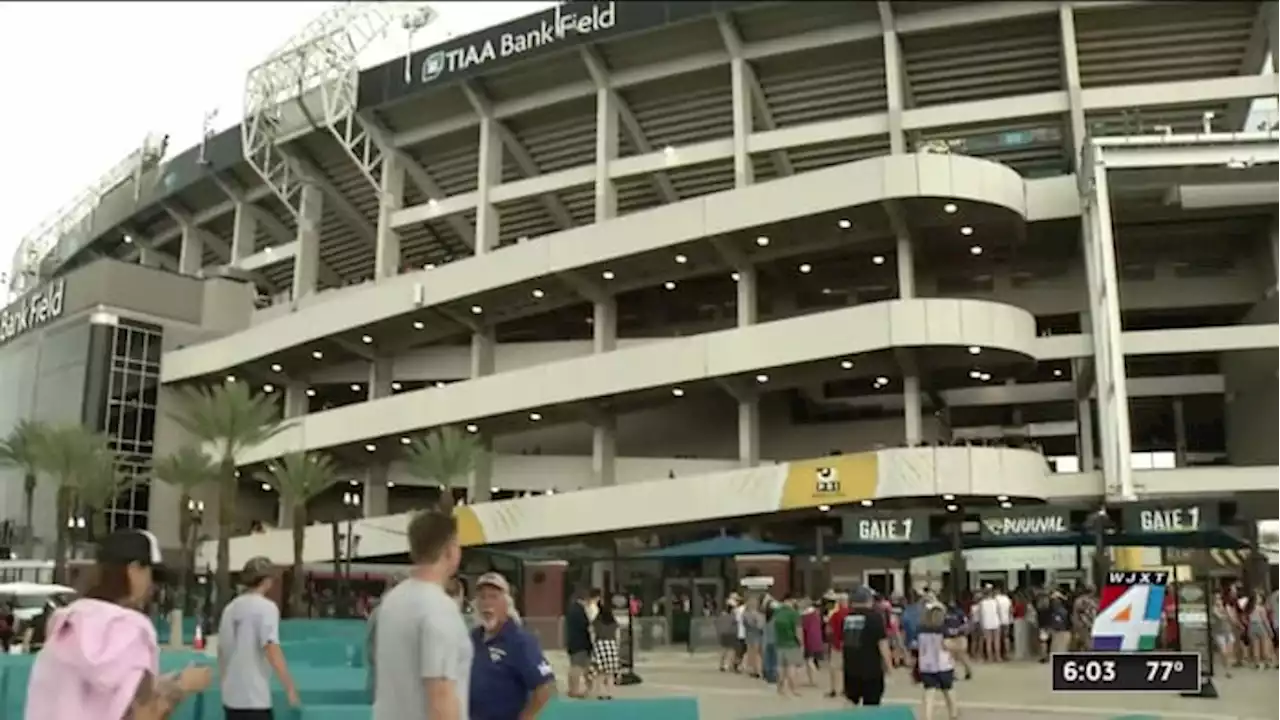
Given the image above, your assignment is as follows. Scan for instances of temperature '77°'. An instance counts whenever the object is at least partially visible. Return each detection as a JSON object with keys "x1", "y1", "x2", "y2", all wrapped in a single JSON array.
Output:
[{"x1": 1145, "y1": 659, "x2": 1184, "y2": 683}]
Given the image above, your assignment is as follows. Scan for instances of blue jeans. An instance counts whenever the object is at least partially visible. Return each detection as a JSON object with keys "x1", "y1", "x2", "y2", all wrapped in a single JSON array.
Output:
[{"x1": 762, "y1": 642, "x2": 778, "y2": 683}]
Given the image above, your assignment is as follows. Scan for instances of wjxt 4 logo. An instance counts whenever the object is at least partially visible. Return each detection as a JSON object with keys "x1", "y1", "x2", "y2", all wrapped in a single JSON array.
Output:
[{"x1": 814, "y1": 467, "x2": 841, "y2": 494}]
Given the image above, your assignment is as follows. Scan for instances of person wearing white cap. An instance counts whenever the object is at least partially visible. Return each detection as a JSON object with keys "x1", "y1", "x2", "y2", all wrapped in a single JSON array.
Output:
[
  {"x1": 468, "y1": 572, "x2": 556, "y2": 720},
  {"x1": 218, "y1": 556, "x2": 300, "y2": 718}
]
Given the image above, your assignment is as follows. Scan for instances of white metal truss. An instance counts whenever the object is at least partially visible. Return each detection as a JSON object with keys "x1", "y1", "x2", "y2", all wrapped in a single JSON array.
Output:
[
  {"x1": 242, "y1": 2, "x2": 434, "y2": 217},
  {"x1": 7, "y1": 134, "x2": 168, "y2": 298}
]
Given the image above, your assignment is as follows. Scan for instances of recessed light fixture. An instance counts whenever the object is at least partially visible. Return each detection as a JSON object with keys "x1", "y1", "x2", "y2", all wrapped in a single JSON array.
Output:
[
  {"x1": 969, "y1": 245, "x2": 983, "y2": 256},
  {"x1": 969, "y1": 370, "x2": 982, "y2": 380},
  {"x1": 305, "y1": 388, "x2": 317, "y2": 397},
  {"x1": 997, "y1": 495, "x2": 1009, "y2": 502},
  {"x1": 980, "y1": 372, "x2": 992, "y2": 382},
  {"x1": 663, "y1": 145, "x2": 676, "y2": 155},
  {"x1": 755, "y1": 235, "x2": 770, "y2": 247},
  {"x1": 968, "y1": 345, "x2": 981, "y2": 355},
  {"x1": 860, "y1": 499, "x2": 874, "y2": 507},
  {"x1": 531, "y1": 288, "x2": 545, "y2": 299},
  {"x1": 731, "y1": 272, "x2": 741, "y2": 282},
  {"x1": 798, "y1": 263, "x2": 812, "y2": 274},
  {"x1": 960, "y1": 226, "x2": 974, "y2": 236},
  {"x1": 400, "y1": 437, "x2": 411, "y2": 445},
  {"x1": 361, "y1": 335, "x2": 373, "y2": 344},
  {"x1": 123, "y1": 235, "x2": 133, "y2": 244},
  {"x1": 350, "y1": 383, "x2": 362, "y2": 392},
  {"x1": 424, "y1": 263, "x2": 436, "y2": 270},
  {"x1": 434, "y1": 381, "x2": 446, "y2": 388},
  {"x1": 262, "y1": 384, "x2": 275, "y2": 393},
  {"x1": 943, "y1": 493, "x2": 955, "y2": 501},
  {"x1": 387, "y1": 481, "x2": 396, "y2": 488},
  {"x1": 601, "y1": 270, "x2": 615, "y2": 280},
  {"x1": 261, "y1": 482, "x2": 272, "y2": 491},
  {"x1": 876, "y1": 376, "x2": 889, "y2": 385},
  {"x1": 225, "y1": 374, "x2": 236, "y2": 383},
  {"x1": 664, "y1": 281, "x2": 676, "y2": 290},
  {"x1": 364, "y1": 444, "x2": 376, "y2": 452},
  {"x1": 671, "y1": 387, "x2": 685, "y2": 397},
  {"x1": 391, "y1": 381, "x2": 402, "y2": 391},
  {"x1": 675, "y1": 254, "x2": 688, "y2": 264},
  {"x1": 818, "y1": 504, "x2": 832, "y2": 512},
  {"x1": 838, "y1": 218, "x2": 852, "y2": 229},
  {"x1": 413, "y1": 320, "x2": 425, "y2": 330},
  {"x1": 270, "y1": 363, "x2": 282, "y2": 372},
  {"x1": 529, "y1": 412, "x2": 542, "y2": 421},
  {"x1": 943, "y1": 203, "x2": 958, "y2": 214},
  {"x1": 946, "y1": 504, "x2": 959, "y2": 512},
  {"x1": 840, "y1": 360, "x2": 854, "y2": 370},
  {"x1": 755, "y1": 373, "x2": 769, "y2": 383},
  {"x1": 466, "y1": 424, "x2": 478, "y2": 433},
  {"x1": 1000, "y1": 501, "x2": 1013, "y2": 509},
  {"x1": 1053, "y1": 369, "x2": 1063, "y2": 377},
  {"x1": 872, "y1": 255, "x2": 886, "y2": 265},
  {"x1": 470, "y1": 305, "x2": 483, "y2": 314},
  {"x1": 312, "y1": 350, "x2": 323, "y2": 360}
]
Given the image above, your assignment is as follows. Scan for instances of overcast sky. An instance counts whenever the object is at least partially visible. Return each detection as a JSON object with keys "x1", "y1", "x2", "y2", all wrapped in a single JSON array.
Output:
[{"x1": 0, "y1": 0, "x2": 553, "y2": 285}]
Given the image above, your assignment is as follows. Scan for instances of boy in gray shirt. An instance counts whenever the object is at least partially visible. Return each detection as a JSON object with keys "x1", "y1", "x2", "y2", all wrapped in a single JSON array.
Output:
[
  {"x1": 373, "y1": 511, "x2": 473, "y2": 720},
  {"x1": 218, "y1": 557, "x2": 299, "y2": 719}
]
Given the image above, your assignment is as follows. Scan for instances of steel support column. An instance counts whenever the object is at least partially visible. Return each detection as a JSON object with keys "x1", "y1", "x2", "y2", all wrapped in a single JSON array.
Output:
[
  {"x1": 593, "y1": 298, "x2": 617, "y2": 354},
  {"x1": 229, "y1": 203, "x2": 257, "y2": 264},
  {"x1": 293, "y1": 184, "x2": 324, "y2": 300},
  {"x1": 178, "y1": 226, "x2": 204, "y2": 277},
  {"x1": 738, "y1": 397, "x2": 761, "y2": 468},
  {"x1": 374, "y1": 153, "x2": 405, "y2": 279},
  {"x1": 878, "y1": 2, "x2": 907, "y2": 154},
  {"x1": 592, "y1": 414, "x2": 617, "y2": 487},
  {"x1": 594, "y1": 87, "x2": 619, "y2": 223},
  {"x1": 475, "y1": 117, "x2": 503, "y2": 254},
  {"x1": 1058, "y1": 5, "x2": 1087, "y2": 169},
  {"x1": 730, "y1": 57, "x2": 755, "y2": 188},
  {"x1": 1077, "y1": 399, "x2": 1096, "y2": 472}
]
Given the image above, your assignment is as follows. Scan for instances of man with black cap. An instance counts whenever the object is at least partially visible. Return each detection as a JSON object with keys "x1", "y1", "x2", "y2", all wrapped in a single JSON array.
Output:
[
  {"x1": 217, "y1": 556, "x2": 299, "y2": 719},
  {"x1": 840, "y1": 586, "x2": 894, "y2": 707},
  {"x1": 468, "y1": 572, "x2": 555, "y2": 720}
]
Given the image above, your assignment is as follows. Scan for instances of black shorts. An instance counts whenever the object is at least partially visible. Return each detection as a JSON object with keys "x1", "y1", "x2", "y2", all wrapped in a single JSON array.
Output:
[
  {"x1": 843, "y1": 673, "x2": 885, "y2": 705},
  {"x1": 920, "y1": 670, "x2": 955, "y2": 690},
  {"x1": 224, "y1": 708, "x2": 273, "y2": 720}
]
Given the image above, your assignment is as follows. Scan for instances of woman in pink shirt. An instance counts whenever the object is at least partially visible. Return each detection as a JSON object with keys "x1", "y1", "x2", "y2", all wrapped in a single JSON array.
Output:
[
  {"x1": 25, "y1": 530, "x2": 212, "y2": 720},
  {"x1": 800, "y1": 599, "x2": 825, "y2": 687}
]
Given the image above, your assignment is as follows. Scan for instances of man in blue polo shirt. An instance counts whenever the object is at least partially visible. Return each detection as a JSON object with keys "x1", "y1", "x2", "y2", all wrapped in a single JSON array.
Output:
[{"x1": 469, "y1": 572, "x2": 556, "y2": 720}]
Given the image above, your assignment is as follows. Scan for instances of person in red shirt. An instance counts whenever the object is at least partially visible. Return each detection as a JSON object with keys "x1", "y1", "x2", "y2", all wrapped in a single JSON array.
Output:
[{"x1": 826, "y1": 593, "x2": 851, "y2": 698}]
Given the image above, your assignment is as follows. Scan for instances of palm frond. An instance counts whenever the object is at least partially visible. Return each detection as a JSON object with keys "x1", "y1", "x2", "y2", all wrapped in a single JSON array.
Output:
[
  {"x1": 34, "y1": 425, "x2": 109, "y2": 488},
  {"x1": 404, "y1": 426, "x2": 484, "y2": 491},
  {"x1": 257, "y1": 452, "x2": 339, "y2": 509},
  {"x1": 0, "y1": 419, "x2": 51, "y2": 472},
  {"x1": 152, "y1": 446, "x2": 220, "y2": 493},
  {"x1": 73, "y1": 448, "x2": 136, "y2": 514},
  {"x1": 166, "y1": 381, "x2": 289, "y2": 460}
]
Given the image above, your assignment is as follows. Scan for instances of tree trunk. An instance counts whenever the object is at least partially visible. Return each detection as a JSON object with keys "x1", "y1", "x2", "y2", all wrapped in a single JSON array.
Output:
[
  {"x1": 216, "y1": 456, "x2": 237, "y2": 618},
  {"x1": 90, "y1": 509, "x2": 107, "y2": 546},
  {"x1": 291, "y1": 505, "x2": 306, "y2": 618},
  {"x1": 177, "y1": 491, "x2": 192, "y2": 615},
  {"x1": 52, "y1": 486, "x2": 70, "y2": 585},
  {"x1": 22, "y1": 472, "x2": 36, "y2": 557}
]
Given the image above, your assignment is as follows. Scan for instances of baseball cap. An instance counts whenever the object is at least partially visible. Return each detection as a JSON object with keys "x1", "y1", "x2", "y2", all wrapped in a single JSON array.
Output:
[
  {"x1": 475, "y1": 571, "x2": 510, "y2": 594},
  {"x1": 240, "y1": 556, "x2": 275, "y2": 586},
  {"x1": 98, "y1": 530, "x2": 167, "y2": 580},
  {"x1": 850, "y1": 586, "x2": 875, "y2": 604}
]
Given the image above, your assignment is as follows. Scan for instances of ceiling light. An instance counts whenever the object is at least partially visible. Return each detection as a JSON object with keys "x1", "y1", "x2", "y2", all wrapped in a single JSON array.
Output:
[
  {"x1": 969, "y1": 245, "x2": 983, "y2": 256},
  {"x1": 391, "y1": 381, "x2": 403, "y2": 391},
  {"x1": 671, "y1": 388, "x2": 685, "y2": 397},
  {"x1": 872, "y1": 255, "x2": 885, "y2": 265},
  {"x1": 943, "y1": 203, "x2": 958, "y2": 214},
  {"x1": 466, "y1": 424, "x2": 478, "y2": 433},
  {"x1": 798, "y1": 263, "x2": 812, "y2": 274},
  {"x1": 270, "y1": 363, "x2": 282, "y2": 372},
  {"x1": 424, "y1": 263, "x2": 436, "y2": 270},
  {"x1": 261, "y1": 482, "x2": 272, "y2": 491},
  {"x1": 531, "y1": 288, "x2": 545, "y2": 299},
  {"x1": 818, "y1": 504, "x2": 831, "y2": 512},
  {"x1": 837, "y1": 218, "x2": 852, "y2": 229},
  {"x1": 876, "y1": 376, "x2": 889, "y2": 385},
  {"x1": 529, "y1": 412, "x2": 542, "y2": 421},
  {"x1": 980, "y1": 372, "x2": 992, "y2": 381},
  {"x1": 413, "y1": 320, "x2": 425, "y2": 330},
  {"x1": 755, "y1": 235, "x2": 770, "y2": 247},
  {"x1": 840, "y1": 360, "x2": 854, "y2": 370},
  {"x1": 262, "y1": 384, "x2": 274, "y2": 393},
  {"x1": 997, "y1": 495, "x2": 1009, "y2": 502},
  {"x1": 387, "y1": 481, "x2": 396, "y2": 488},
  {"x1": 731, "y1": 272, "x2": 740, "y2": 282},
  {"x1": 400, "y1": 437, "x2": 411, "y2": 445},
  {"x1": 350, "y1": 383, "x2": 362, "y2": 392},
  {"x1": 663, "y1": 145, "x2": 676, "y2": 155},
  {"x1": 860, "y1": 499, "x2": 874, "y2": 507},
  {"x1": 312, "y1": 350, "x2": 323, "y2": 360},
  {"x1": 123, "y1": 235, "x2": 133, "y2": 244},
  {"x1": 361, "y1": 335, "x2": 373, "y2": 344},
  {"x1": 755, "y1": 374, "x2": 769, "y2": 383},
  {"x1": 675, "y1": 254, "x2": 688, "y2": 264},
  {"x1": 943, "y1": 494, "x2": 955, "y2": 501},
  {"x1": 517, "y1": 236, "x2": 529, "y2": 243},
  {"x1": 225, "y1": 374, "x2": 236, "y2": 383},
  {"x1": 946, "y1": 504, "x2": 959, "y2": 512},
  {"x1": 434, "y1": 381, "x2": 446, "y2": 388},
  {"x1": 960, "y1": 226, "x2": 974, "y2": 236},
  {"x1": 602, "y1": 270, "x2": 615, "y2": 280},
  {"x1": 968, "y1": 345, "x2": 981, "y2": 355},
  {"x1": 821, "y1": 287, "x2": 833, "y2": 295},
  {"x1": 1000, "y1": 501, "x2": 1013, "y2": 509},
  {"x1": 365, "y1": 444, "x2": 376, "y2": 452},
  {"x1": 470, "y1": 305, "x2": 483, "y2": 314},
  {"x1": 664, "y1": 281, "x2": 676, "y2": 290},
  {"x1": 305, "y1": 388, "x2": 317, "y2": 397},
  {"x1": 1053, "y1": 369, "x2": 1063, "y2": 378}
]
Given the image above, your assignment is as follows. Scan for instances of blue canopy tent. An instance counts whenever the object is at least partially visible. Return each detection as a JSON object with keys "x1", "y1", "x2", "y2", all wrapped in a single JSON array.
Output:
[{"x1": 635, "y1": 535, "x2": 796, "y2": 559}]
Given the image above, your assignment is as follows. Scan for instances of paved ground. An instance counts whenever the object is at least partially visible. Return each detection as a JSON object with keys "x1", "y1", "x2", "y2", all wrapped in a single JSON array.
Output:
[{"x1": 552, "y1": 651, "x2": 1279, "y2": 720}]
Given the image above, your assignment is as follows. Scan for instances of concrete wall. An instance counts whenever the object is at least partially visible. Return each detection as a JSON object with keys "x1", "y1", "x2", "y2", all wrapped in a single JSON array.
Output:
[{"x1": 1223, "y1": 295, "x2": 1279, "y2": 466}]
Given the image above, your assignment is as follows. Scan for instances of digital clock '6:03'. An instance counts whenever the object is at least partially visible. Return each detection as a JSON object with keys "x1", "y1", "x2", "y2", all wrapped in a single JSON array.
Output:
[{"x1": 1051, "y1": 652, "x2": 1201, "y2": 692}]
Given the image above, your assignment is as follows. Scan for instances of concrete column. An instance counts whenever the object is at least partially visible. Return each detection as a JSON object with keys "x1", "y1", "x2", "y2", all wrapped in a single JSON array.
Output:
[
  {"x1": 1058, "y1": 5, "x2": 1088, "y2": 169},
  {"x1": 591, "y1": 415, "x2": 617, "y2": 487},
  {"x1": 738, "y1": 397, "x2": 761, "y2": 467},
  {"x1": 178, "y1": 226, "x2": 203, "y2": 276},
  {"x1": 283, "y1": 382, "x2": 309, "y2": 419},
  {"x1": 730, "y1": 58, "x2": 754, "y2": 188},
  {"x1": 471, "y1": 432, "x2": 494, "y2": 503},
  {"x1": 137, "y1": 246, "x2": 160, "y2": 268},
  {"x1": 293, "y1": 183, "x2": 324, "y2": 300},
  {"x1": 1172, "y1": 397, "x2": 1188, "y2": 467},
  {"x1": 594, "y1": 88, "x2": 619, "y2": 222},
  {"x1": 1266, "y1": 0, "x2": 1279, "y2": 73},
  {"x1": 230, "y1": 204, "x2": 257, "y2": 264},
  {"x1": 593, "y1": 298, "x2": 617, "y2": 353},
  {"x1": 881, "y1": 20, "x2": 907, "y2": 154},
  {"x1": 895, "y1": 232, "x2": 915, "y2": 299},
  {"x1": 471, "y1": 327, "x2": 495, "y2": 378},
  {"x1": 1078, "y1": 398, "x2": 1095, "y2": 472},
  {"x1": 374, "y1": 154, "x2": 405, "y2": 280},
  {"x1": 736, "y1": 266, "x2": 758, "y2": 327},
  {"x1": 364, "y1": 464, "x2": 389, "y2": 517},
  {"x1": 902, "y1": 374, "x2": 923, "y2": 446},
  {"x1": 367, "y1": 357, "x2": 394, "y2": 401},
  {"x1": 475, "y1": 117, "x2": 503, "y2": 254}
]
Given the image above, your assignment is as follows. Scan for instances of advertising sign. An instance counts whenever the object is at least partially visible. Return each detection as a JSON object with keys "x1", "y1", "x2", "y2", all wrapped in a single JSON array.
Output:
[
  {"x1": 0, "y1": 278, "x2": 65, "y2": 348},
  {"x1": 841, "y1": 511, "x2": 930, "y2": 544},
  {"x1": 978, "y1": 507, "x2": 1073, "y2": 541},
  {"x1": 1123, "y1": 503, "x2": 1218, "y2": 535}
]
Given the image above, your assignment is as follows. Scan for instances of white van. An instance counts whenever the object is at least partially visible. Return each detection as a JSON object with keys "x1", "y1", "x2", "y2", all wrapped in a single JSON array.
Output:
[{"x1": 0, "y1": 582, "x2": 77, "y2": 626}]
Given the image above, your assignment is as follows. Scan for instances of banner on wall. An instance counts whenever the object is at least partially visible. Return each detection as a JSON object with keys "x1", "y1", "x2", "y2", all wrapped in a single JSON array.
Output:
[
  {"x1": 778, "y1": 453, "x2": 878, "y2": 511},
  {"x1": 978, "y1": 507, "x2": 1073, "y2": 541},
  {"x1": 840, "y1": 511, "x2": 930, "y2": 544}
]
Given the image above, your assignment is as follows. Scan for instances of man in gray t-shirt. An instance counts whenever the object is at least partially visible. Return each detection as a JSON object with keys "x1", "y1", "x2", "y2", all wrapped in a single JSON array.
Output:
[
  {"x1": 218, "y1": 557, "x2": 299, "y2": 718},
  {"x1": 373, "y1": 510, "x2": 473, "y2": 720}
]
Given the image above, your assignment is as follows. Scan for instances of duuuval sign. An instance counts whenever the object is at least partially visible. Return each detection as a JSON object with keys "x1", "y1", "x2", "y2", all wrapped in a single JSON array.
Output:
[
  {"x1": 0, "y1": 278, "x2": 66, "y2": 348},
  {"x1": 421, "y1": 2, "x2": 617, "y2": 83}
]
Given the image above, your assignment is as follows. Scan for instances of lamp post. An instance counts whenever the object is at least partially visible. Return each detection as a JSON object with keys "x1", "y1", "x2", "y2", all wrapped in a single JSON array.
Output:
[
  {"x1": 66, "y1": 515, "x2": 86, "y2": 561},
  {"x1": 185, "y1": 499, "x2": 205, "y2": 616},
  {"x1": 340, "y1": 491, "x2": 362, "y2": 617}
]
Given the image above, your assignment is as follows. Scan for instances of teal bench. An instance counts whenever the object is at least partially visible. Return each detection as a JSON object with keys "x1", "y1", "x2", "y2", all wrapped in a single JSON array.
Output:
[
  {"x1": 752, "y1": 707, "x2": 916, "y2": 720},
  {"x1": 542, "y1": 696, "x2": 700, "y2": 720}
]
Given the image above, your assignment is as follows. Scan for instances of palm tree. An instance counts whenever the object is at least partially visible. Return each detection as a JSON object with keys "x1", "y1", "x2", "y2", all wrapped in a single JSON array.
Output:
[
  {"x1": 0, "y1": 420, "x2": 51, "y2": 557},
  {"x1": 257, "y1": 452, "x2": 338, "y2": 615},
  {"x1": 404, "y1": 426, "x2": 486, "y2": 510},
  {"x1": 166, "y1": 381, "x2": 287, "y2": 613},
  {"x1": 72, "y1": 446, "x2": 136, "y2": 541},
  {"x1": 153, "y1": 446, "x2": 220, "y2": 612},
  {"x1": 33, "y1": 425, "x2": 112, "y2": 582}
]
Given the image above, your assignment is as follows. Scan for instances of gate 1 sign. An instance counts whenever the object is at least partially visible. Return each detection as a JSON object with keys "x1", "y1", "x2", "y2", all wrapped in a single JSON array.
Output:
[
  {"x1": 978, "y1": 507, "x2": 1073, "y2": 541},
  {"x1": 1123, "y1": 503, "x2": 1219, "y2": 535},
  {"x1": 841, "y1": 512, "x2": 930, "y2": 544}
]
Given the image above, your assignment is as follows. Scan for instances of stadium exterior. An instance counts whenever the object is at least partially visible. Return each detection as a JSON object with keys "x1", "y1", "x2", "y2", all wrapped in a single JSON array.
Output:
[{"x1": 1, "y1": 1, "x2": 1277, "y2": 582}]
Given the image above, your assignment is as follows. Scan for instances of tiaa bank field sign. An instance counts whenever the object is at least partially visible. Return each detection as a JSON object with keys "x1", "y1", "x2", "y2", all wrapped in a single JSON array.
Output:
[
  {"x1": 421, "y1": 1, "x2": 617, "y2": 83},
  {"x1": 0, "y1": 278, "x2": 66, "y2": 348}
]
